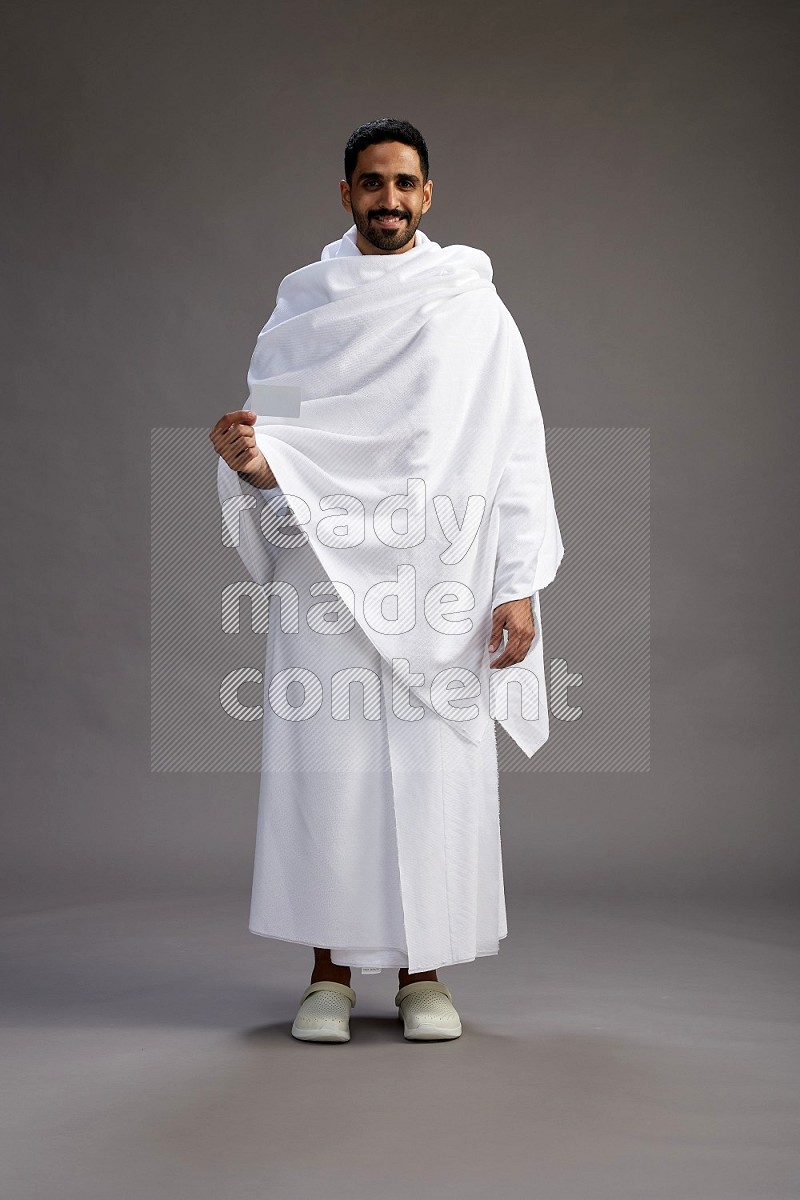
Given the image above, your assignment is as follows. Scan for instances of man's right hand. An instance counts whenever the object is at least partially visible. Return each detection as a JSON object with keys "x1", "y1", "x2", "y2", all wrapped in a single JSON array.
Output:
[{"x1": 209, "y1": 409, "x2": 277, "y2": 488}]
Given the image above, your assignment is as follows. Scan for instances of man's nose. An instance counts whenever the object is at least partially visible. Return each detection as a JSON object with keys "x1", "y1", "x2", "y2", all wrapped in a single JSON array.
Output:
[{"x1": 380, "y1": 186, "x2": 403, "y2": 212}]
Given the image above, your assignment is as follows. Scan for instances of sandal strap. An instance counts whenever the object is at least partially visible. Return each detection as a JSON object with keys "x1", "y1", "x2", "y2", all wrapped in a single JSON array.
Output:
[
  {"x1": 300, "y1": 980, "x2": 356, "y2": 1008},
  {"x1": 395, "y1": 980, "x2": 452, "y2": 1006}
]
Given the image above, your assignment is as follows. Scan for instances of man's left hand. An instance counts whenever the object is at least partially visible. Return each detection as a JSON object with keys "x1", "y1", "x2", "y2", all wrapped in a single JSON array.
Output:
[{"x1": 488, "y1": 598, "x2": 535, "y2": 669}]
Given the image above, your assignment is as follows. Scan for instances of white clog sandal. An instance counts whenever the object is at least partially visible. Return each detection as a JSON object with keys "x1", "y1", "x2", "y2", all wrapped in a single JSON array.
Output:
[
  {"x1": 395, "y1": 980, "x2": 462, "y2": 1040},
  {"x1": 291, "y1": 980, "x2": 356, "y2": 1042}
]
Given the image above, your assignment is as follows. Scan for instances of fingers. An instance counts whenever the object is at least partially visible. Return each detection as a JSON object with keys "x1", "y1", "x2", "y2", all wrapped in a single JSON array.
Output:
[
  {"x1": 231, "y1": 443, "x2": 263, "y2": 471},
  {"x1": 487, "y1": 610, "x2": 505, "y2": 653},
  {"x1": 209, "y1": 409, "x2": 256, "y2": 438},
  {"x1": 209, "y1": 410, "x2": 261, "y2": 470},
  {"x1": 219, "y1": 433, "x2": 255, "y2": 468},
  {"x1": 489, "y1": 622, "x2": 535, "y2": 669},
  {"x1": 489, "y1": 638, "x2": 532, "y2": 669},
  {"x1": 221, "y1": 428, "x2": 255, "y2": 456}
]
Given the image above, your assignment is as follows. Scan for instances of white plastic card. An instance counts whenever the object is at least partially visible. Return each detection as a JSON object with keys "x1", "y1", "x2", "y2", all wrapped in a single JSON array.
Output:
[{"x1": 249, "y1": 382, "x2": 303, "y2": 418}]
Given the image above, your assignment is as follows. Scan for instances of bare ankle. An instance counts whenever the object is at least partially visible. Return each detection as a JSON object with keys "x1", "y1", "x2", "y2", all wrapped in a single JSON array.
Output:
[
  {"x1": 311, "y1": 947, "x2": 351, "y2": 987},
  {"x1": 398, "y1": 968, "x2": 439, "y2": 987}
]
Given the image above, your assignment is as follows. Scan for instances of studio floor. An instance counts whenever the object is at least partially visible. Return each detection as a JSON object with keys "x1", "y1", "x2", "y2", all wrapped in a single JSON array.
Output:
[{"x1": 1, "y1": 894, "x2": 798, "y2": 1199}]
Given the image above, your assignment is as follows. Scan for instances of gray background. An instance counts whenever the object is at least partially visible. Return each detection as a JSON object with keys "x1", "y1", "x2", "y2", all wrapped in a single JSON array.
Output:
[
  {"x1": 4, "y1": 0, "x2": 797, "y2": 907},
  {"x1": 3, "y1": 3, "x2": 799, "y2": 1198}
]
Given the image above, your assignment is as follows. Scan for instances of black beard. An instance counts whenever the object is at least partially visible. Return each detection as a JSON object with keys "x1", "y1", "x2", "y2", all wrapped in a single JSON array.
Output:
[{"x1": 354, "y1": 210, "x2": 416, "y2": 251}]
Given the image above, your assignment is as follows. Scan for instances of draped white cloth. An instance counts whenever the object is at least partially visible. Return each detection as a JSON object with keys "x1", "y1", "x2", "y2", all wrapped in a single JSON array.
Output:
[{"x1": 217, "y1": 223, "x2": 564, "y2": 971}]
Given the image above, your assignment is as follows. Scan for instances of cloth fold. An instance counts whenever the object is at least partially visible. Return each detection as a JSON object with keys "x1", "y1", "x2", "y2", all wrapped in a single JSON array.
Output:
[{"x1": 218, "y1": 223, "x2": 563, "y2": 756}]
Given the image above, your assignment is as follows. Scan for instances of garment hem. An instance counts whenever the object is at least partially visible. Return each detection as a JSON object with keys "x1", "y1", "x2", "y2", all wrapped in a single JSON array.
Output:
[{"x1": 248, "y1": 924, "x2": 506, "y2": 971}]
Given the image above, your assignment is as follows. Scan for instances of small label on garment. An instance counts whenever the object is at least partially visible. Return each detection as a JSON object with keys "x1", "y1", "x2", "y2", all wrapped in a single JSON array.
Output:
[{"x1": 361, "y1": 967, "x2": 381, "y2": 974}]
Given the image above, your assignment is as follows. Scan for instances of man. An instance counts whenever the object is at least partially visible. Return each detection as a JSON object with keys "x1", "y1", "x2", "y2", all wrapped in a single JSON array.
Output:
[{"x1": 210, "y1": 118, "x2": 564, "y2": 1042}]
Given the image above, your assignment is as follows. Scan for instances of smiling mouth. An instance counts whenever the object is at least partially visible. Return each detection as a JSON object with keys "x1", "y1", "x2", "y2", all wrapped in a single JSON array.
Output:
[{"x1": 373, "y1": 215, "x2": 405, "y2": 227}]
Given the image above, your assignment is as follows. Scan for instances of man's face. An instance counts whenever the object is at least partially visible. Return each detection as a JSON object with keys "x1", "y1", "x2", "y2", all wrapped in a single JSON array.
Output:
[{"x1": 340, "y1": 141, "x2": 433, "y2": 255}]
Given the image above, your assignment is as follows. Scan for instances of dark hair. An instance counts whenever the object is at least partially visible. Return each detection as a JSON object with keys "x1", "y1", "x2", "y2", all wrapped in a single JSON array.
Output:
[{"x1": 344, "y1": 118, "x2": 429, "y2": 186}]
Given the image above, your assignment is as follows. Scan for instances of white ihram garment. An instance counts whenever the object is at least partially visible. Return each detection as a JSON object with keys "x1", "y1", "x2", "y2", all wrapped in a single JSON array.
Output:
[{"x1": 217, "y1": 223, "x2": 563, "y2": 972}]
